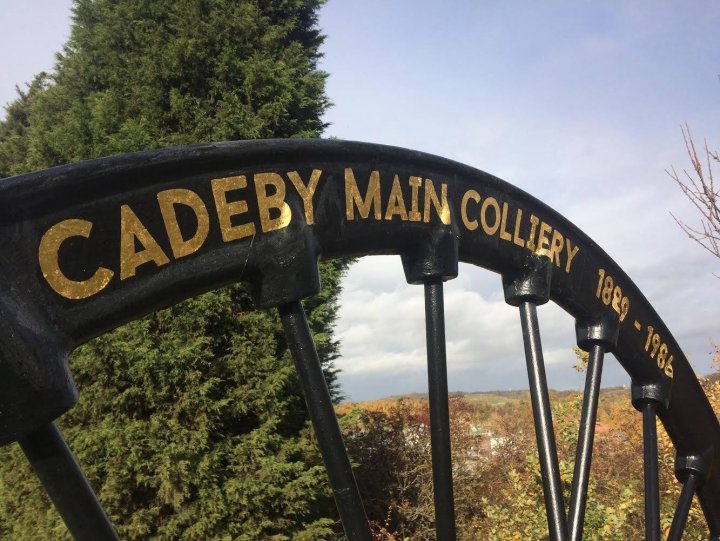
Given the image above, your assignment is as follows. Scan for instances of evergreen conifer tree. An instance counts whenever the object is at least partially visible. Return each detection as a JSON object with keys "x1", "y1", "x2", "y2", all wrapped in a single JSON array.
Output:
[{"x1": 0, "y1": 1, "x2": 346, "y2": 539}]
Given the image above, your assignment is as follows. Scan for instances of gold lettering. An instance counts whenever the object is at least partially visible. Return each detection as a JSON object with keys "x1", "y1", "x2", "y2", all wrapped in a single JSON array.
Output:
[
  {"x1": 287, "y1": 169, "x2": 322, "y2": 225},
  {"x1": 527, "y1": 214, "x2": 540, "y2": 252},
  {"x1": 211, "y1": 175, "x2": 256, "y2": 242},
  {"x1": 536, "y1": 221, "x2": 552, "y2": 257},
  {"x1": 423, "y1": 179, "x2": 450, "y2": 225},
  {"x1": 157, "y1": 189, "x2": 210, "y2": 259},
  {"x1": 480, "y1": 197, "x2": 501, "y2": 236},
  {"x1": 499, "y1": 202, "x2": 512, "y2": 241},
  {"x1": 461, "y1": 189, "x2": 481, "y2": 231},
  {"x1": 513, "y1": 208, "x2": 525, "y2": 247},
  {"x1": 408, "y1": 176, "x2": 422, "y2": 222},
  {"x1": 345, "y1": 169, "x2": 381, "y2": 220},
  {"x1": 38, "y1": 219, "x2": 114, "y2": 300},
  {"x1": 565, "y1": 238, "x2": 580, "y2": 273},
  {"x1": 549, "y1": 229, "x2": 564, "y2": 267},
  {"x1": 120, "y1": 205, "x2": 170, "y2": 280},
  {"x1": 255, "y1": 172, "x2": 292, "y2": 233},
  {"x1": 385, "y1": 175, "x2": 409, "y2": 221}
]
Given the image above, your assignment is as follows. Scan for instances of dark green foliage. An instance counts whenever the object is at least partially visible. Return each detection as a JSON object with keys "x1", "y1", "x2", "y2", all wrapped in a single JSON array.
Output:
[
  {"x1": 0, "y1": 1, "x2": 346, "y2": 538},
  {"x1": 2, "y1": 285, "x2": 343, "y2": 540},
  {"x1": 0, "y1": 75, "x2": 49, "y2": 177},
  {"x1": 14, "y1": 0, "x2": 329, "y2": 169}
]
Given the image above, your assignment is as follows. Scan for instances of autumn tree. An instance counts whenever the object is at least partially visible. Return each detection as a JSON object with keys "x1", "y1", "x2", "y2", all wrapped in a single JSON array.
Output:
[{"x1": 339, "y1": 388, "x2": 712, "y2": 540}]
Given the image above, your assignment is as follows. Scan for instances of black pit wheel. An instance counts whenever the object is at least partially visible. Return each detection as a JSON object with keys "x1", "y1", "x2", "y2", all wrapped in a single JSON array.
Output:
[{"x1": 0, "y1": 139, "x2": 718, "y2": 540}]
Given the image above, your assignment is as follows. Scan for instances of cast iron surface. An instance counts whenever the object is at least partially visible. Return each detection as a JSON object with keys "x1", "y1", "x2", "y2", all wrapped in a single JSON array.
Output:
[{"x1": 0, "y1": 139, "x2": 718, "y2": 532}]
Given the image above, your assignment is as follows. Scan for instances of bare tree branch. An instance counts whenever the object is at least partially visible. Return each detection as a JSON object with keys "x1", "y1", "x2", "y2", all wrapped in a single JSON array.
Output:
[{"x1": 666, "y1": 123, "x2": 720, "y2": 262}]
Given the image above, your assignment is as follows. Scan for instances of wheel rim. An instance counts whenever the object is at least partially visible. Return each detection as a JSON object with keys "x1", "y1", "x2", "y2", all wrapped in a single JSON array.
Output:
[{"x1": 1, "y1": 138, "x2": 718, "y2": 539}]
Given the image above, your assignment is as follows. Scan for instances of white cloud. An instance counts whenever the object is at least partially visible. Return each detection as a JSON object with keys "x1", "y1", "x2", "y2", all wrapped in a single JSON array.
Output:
[{"x1": 337, "y1": 259, "x2": 582, "y2": 394}]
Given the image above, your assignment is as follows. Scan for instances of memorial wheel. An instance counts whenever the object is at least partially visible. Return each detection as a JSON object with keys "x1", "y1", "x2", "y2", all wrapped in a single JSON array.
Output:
[{"x1": 1, "y1": 139, "x2": 719, "y2": 540}]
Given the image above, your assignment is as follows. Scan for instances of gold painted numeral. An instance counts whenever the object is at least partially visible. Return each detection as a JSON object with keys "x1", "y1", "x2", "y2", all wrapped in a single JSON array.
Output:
[
  {"x1": 596, "y1": 269, "x2": 629, "y2": 322},
  {"x1": 644, "y1": 325, "x2": 674, "y2": 378}
]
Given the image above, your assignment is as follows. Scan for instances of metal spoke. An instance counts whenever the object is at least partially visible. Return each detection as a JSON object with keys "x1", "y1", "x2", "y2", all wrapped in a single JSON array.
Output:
[
  {"x1": 641, "y1": 401, "x2": 661, "y2": 541},
  {"x1": 19, "y1": 423, "x2": 118, "y2": 541},
  {"x1": 278, "y1": 301, "x2": 372, "y2": 541},
  {"x1": 518, "y1": 301, "x2": 568, "y2": 541},
  {"x1": 568, "y1": 343, "x2": 605, "y2": 541},
  {"x1": 667, "y1": 472, "x2": 699, "y2": 541},
  {"x1": 423, "y1": 279, "x2": 457, "y2": 541}
]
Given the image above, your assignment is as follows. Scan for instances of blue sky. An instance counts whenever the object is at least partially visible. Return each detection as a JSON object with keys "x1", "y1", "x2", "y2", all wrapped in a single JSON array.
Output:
[{"x1": 2, "y1": 1, "x2": 719, "y2": 401}]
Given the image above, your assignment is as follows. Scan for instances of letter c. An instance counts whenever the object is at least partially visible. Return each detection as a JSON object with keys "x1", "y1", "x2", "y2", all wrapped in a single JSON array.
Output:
[
  {"x1": 461, "y1": 189, "x2": 481, "y2": 231},
  {"x1": 38, "y1": 219, "x2": 114, "y2": 300}
]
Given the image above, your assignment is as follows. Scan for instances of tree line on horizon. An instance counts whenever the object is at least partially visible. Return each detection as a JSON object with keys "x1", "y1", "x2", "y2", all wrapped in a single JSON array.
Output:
[{"x1": 336, "y1": 373, "x2": 719, "y2": 540}]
